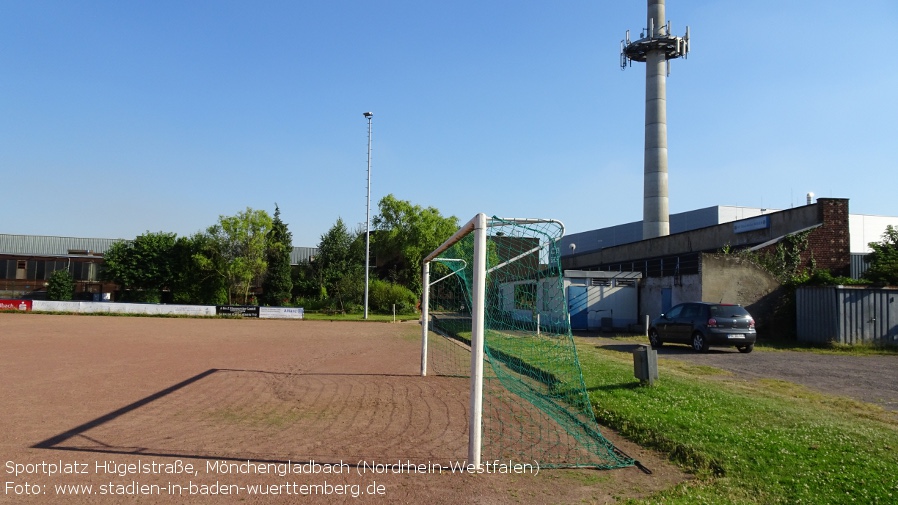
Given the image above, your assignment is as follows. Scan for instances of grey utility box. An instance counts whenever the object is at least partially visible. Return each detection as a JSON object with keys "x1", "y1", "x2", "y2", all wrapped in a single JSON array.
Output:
[{"x1": 633, "y1": 344, "x2": 659, "y2": 385}]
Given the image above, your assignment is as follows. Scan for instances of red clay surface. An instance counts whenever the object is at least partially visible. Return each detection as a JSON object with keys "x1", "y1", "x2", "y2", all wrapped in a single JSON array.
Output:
[{"x1": 0, "y1": 314, "x2": 686, "y2": 504}]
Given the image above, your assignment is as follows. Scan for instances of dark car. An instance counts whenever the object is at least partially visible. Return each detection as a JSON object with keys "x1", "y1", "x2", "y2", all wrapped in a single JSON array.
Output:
[{"x1": 649, "y1": 302, "x2": 757, "y2": 353}]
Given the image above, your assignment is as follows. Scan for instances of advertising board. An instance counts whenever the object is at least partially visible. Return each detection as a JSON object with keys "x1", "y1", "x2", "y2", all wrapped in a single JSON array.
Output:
[
  {"x1": 259, "y1": 307, "x2": 304, "y2": 319},
  {"x1": 0, "y1": 299, "x2": 32, "y2": 311},
  {"x1": 216, "y1": 305, "x2": 260, "y2": 317}
]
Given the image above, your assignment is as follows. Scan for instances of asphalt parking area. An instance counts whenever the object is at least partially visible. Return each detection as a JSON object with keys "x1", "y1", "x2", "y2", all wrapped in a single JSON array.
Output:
[{"x1": 584, "y1": 335, "x2": 898, "y2": 412}]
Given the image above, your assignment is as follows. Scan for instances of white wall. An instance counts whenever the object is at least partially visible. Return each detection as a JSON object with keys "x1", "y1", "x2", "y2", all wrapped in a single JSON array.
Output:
[
  {"x1": 849, "y1": 214, "x2": 898, "y2": 253},
  {"x1": 33, "y1": 300, "x2": 216, "y2": 316},
  {"x1": 563, "y1": 271, "x2": 641, "y2": 330}
]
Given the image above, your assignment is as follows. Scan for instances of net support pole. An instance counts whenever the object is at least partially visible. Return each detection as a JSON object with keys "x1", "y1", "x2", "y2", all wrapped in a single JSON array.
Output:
[
  {"x1": 421, "y1": 261, "x2": 430, "y2": 377},
  {"x1": 468, "y1": 213, "x2": 487, "y2": 468}
]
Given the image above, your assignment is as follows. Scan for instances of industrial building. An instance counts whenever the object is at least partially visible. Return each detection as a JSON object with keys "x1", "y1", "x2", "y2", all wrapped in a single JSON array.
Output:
[
  {"x1": 560, "y1": 198, "x2": 898, "y2": 334},
  {"x1": 560, "y1": 199, "x2": 898, "y2": 276},
  {"x1": 0, "y1": 233, "x2": 317, "y2": 300}
]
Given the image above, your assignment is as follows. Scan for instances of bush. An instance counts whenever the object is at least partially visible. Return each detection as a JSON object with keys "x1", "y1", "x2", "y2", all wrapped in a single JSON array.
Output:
[
  {"x1": 369, "y1": 279, "x2": 418, "y2": 314},
  {"x1": 805, "y1": 269, "x2": 865, "y2": 286},
  {"x1": 119, "y1": 290, "x2": 162, "y2": 303},
  {"x1": 294, "y1": 296, "x2": 327, "y2": 311},
  {"x1": 47, "y1": 269, "x2": 74, "y2": 301}
]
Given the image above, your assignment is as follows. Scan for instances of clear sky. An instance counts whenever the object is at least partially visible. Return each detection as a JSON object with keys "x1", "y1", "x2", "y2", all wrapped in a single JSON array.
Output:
[{"x1": 2, "y1": 1, "x2": 896, "y2": 247}]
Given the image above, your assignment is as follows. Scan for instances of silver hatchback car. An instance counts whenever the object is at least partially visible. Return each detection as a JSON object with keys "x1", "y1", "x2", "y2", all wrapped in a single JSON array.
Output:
[{"x1": 649, "y1": 302, "x2": 757, "y2": 353}]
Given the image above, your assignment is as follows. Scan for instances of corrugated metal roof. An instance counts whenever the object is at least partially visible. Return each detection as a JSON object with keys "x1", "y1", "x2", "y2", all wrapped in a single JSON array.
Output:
[
  {"x1": 0, "y1": 234, "x2": 126, "y2": 256},
  {"x1": 291, "y1": 247, "x2": 318, "y2": 265},
  {"x1": 2, "y1": 234, "x2": 319, "y2": 265}
]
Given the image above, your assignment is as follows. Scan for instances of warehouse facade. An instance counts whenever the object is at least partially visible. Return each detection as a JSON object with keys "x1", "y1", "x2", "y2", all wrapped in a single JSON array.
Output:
[
  {"x1": 0, "y1": 233, "x2": 317, "y2": 300},
  {"x1": 560, "y1": 199, "x2": 856, "y2": 333}
]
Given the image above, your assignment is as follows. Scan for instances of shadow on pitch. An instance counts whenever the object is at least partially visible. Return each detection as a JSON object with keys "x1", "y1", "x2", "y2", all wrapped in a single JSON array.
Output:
[{"x1": 32, "y1": 368, "x2": 429, "y2": 467}]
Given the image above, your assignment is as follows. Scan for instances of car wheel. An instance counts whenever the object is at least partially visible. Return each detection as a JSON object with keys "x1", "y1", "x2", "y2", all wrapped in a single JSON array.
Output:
[
  {"x1": 692, "y1": 332, "x2": 709, "y2": 352},
  {"x1": 737, "y1": 344, "x2": 754, "y2": 354},
  {"x1": 648, "y1": 329, "x2": 664, "y2": 348}
]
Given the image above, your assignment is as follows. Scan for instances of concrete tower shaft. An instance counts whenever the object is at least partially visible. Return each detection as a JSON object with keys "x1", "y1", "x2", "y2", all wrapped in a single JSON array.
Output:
[
  {"x1": 621, "y1": 0, "x2": 689, "y2": 240},
  {"x1": 644, "y1": 1, "x2": 669, "y2": 239}
]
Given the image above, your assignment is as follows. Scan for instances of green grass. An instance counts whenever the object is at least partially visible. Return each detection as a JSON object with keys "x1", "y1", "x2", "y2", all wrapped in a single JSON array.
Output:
[
  {"x1": 301, "y1": 311, "x2": 417, "y2": 322},
  {"x1": 575, "y1": 343, "x2": 898, "y2": 504}
]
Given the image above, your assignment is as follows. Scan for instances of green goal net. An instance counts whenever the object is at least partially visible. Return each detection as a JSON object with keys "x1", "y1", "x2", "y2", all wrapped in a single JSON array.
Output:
[{"x1": 421, "y1": 214, "x2": 633, "y2": 469}]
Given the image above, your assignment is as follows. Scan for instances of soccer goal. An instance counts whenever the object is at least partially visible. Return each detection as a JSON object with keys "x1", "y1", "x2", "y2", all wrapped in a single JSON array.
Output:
[{"x1": 420, "y1": 213, "x2": 633, "y2": 469}]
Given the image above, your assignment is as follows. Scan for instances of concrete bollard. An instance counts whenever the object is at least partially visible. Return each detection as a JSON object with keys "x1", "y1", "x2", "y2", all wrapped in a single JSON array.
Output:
[{"x1": 633, "y1": 344, "x2": 659, "y2": 385}]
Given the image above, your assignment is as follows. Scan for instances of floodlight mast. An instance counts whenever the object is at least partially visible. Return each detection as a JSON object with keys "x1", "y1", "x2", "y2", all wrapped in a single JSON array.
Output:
[
  {"x1": 620, "y1": 0, "x2": 689, "y2": 240},
  {"x1": 363, "y1": 112, "x2": 373, "y2": 320}
]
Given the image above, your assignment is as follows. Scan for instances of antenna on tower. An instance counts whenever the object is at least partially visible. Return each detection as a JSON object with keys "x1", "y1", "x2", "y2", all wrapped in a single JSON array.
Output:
[
  {"x1": 620, "y1": 17, "x2": 689, "y2": 73},
  {"x1": 619, "y1": 0, "x2": 690, "y2": 240}
]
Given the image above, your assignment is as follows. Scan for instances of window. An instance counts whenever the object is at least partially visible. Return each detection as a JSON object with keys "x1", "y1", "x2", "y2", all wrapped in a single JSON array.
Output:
[
  {"x1": 514, "y1": 283, "x2": 536, "y2": 311},
  {"x1": 709, "y1": 304, "x2": 749, "y2": 318},
  {"x1": 681, "y1": 304, "x2": 701, "y2": 319},
  {"x1": 615, "y1": 279, "x2": 637, "y2": 287},
  {"x1": 590, "y1": 278, "x2": 611, "y2": 286},
  {"x1": 665, "y1": 305, "x2": 684, "y2": 318},
  {"x1": 543, "y1": 283, "x2": 561, "y2": 311}
]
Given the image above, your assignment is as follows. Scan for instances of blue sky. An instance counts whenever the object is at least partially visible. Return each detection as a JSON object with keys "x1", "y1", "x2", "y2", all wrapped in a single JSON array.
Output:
[{"x1": 2, "y1": 0, "x2": 896, "y2": 247}]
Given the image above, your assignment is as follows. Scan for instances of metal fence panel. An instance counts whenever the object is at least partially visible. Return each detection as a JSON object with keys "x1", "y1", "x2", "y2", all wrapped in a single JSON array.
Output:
[
  {"x1": 798, "y1": 286, "x2": 898, "y2": 345},
  {"x1": 850, "y1": 253, "x2": 870, "y2": 280},
  {"x1": 796, "y1": 286, "x2": 839, "y2": 344}
]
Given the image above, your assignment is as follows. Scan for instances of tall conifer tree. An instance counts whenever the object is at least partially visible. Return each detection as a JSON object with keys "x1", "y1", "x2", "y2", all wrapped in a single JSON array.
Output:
[{"x1": 261, "y1": 205, "x2": 294, "y2": 305}]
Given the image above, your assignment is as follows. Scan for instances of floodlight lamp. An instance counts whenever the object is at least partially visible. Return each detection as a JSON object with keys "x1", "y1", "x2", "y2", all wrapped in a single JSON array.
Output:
[{"x1": 363, "y1": 112, "x2": 373, "y2": 118}]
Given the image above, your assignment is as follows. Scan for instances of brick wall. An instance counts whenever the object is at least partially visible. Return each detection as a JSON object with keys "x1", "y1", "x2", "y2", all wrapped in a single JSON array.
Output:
[
  {"x1": 751, "y1": 198, "x2": 851, "y2": 278},
  {"x1": 807, "y1": 198, "x2": 850, "y2": 277}
]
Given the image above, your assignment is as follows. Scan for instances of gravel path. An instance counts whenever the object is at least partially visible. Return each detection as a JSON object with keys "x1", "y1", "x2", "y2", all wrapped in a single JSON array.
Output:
[{"x1": 586, "y1": 336, "x2": 898, "y2": 412}]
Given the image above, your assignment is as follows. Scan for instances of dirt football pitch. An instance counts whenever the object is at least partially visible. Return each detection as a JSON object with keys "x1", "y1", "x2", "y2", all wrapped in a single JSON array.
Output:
[{"x1": 0, "y1": 313, "x2": 685, "y2": 504}]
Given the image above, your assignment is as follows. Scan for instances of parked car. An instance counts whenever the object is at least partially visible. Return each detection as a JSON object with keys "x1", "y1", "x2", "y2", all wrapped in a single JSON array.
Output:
[{"x1": 649, "y1": 302, "x2": 757, "y2": 353}]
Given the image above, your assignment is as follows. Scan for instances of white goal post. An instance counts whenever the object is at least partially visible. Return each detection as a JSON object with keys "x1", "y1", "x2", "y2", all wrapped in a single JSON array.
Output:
[{"x1": 420, "y1": 213, "x2": 564, "y2": 468}]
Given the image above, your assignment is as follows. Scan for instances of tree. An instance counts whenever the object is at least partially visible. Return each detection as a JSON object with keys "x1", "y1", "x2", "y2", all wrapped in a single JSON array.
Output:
[
  {"x1": 200, "y1": 207, "x2": 273, "y2": 304},
  {"x1": 371, "y1": 194, "x2": 459, "y2": 295},
  {"x1": 47, "y1": 269, "x2": 74, "y2": 301},
  {"x1": 101, "y1": 232, "x2": 177, "y2": 303},
  {"x1": 864, "y1": 225, "x2": 898, "y2": 285},
  {"x1": 169, "y1": 233, "x2": 228, "y2": 305},
  {"x1": 314, "y1": 217, "x2": 362, "y2": 311},
  {"x1": 261, "y1": 205, "x2": 294, "y2": 306},
  {"x1": 290, "y1": 260, "x2": 319, "y2": 304}
]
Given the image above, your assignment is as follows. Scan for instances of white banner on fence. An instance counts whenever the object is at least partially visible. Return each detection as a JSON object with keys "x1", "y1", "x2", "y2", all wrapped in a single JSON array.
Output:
[
  {"x1": 32, "y1": 301, "x2": 80, "y2": 312},
  {"x1": 32, "y1": 301, "x2": 216, "y2": 317},
  {"x1": 259, "y1": 306, "x2": 304, "y2": 319}
]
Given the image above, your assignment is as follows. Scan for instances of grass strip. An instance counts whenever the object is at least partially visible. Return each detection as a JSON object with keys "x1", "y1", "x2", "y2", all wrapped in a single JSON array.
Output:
[{"x1": 576, "y1": 342, "x2": 898, "y2": 504}]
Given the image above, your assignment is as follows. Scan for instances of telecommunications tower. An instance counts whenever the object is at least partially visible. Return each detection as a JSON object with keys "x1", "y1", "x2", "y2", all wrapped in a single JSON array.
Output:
[{"x1": 621, "y1": 0, "x2": 689, "y2": 239}]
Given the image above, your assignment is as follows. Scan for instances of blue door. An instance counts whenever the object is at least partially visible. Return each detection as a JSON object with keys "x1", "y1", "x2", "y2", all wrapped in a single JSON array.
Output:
[
  {"x1": 568, "y1": 286, "x2": 588, "y2": 330},
  {"x1": 661, "y1": 288, "x2": 672, "y2": 315}
]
